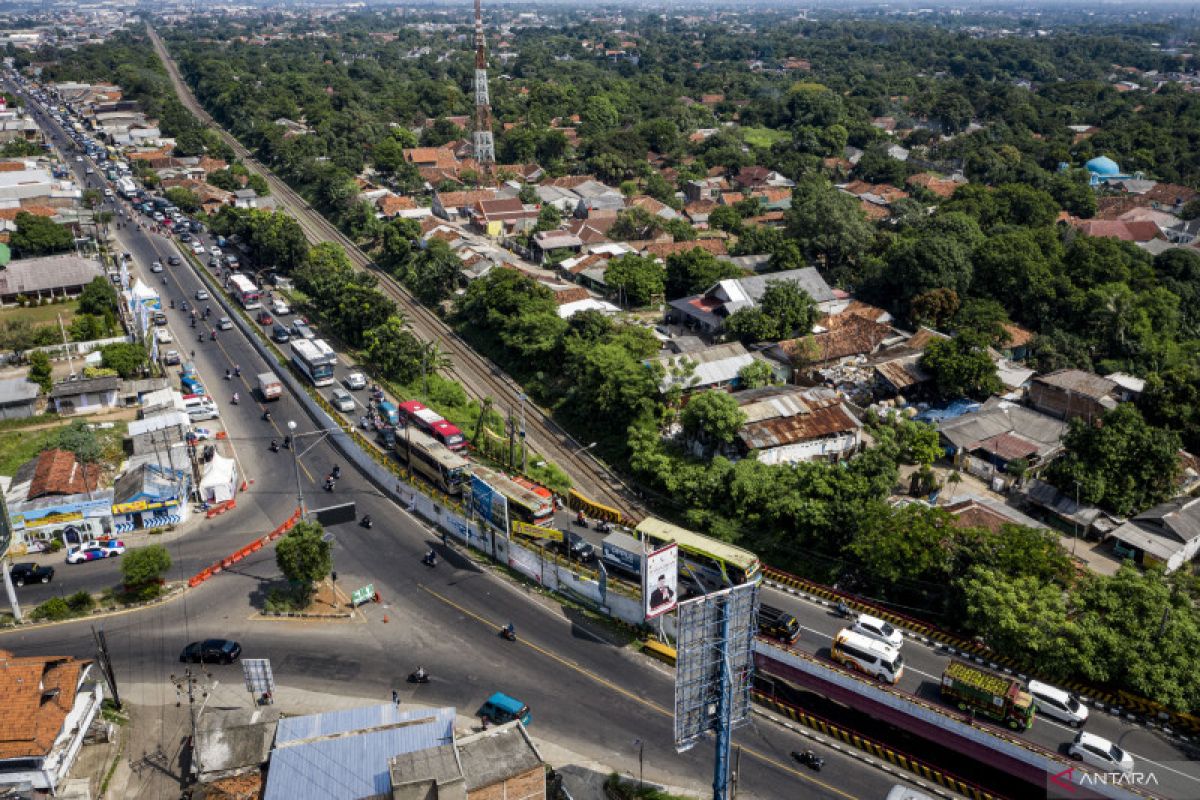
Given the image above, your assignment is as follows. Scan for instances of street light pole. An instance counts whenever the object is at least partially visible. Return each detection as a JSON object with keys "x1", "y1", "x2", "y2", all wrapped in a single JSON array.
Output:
[{"x1": 286, "y1": 421, "x2": 341, "y2": 520}]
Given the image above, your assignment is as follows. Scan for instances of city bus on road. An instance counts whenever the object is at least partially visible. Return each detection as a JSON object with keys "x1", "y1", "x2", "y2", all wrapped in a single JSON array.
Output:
[
  {"x1": 229, "y1": 274, "x2": 261, "y2": 309},
  {"x1": 398, "y1": 400, "x2": 467, "y2": 451},
  {"x1": 470, "y1": 465, "x2": 555, "y2": 527},
  {"x1": 291, "y1": 339, "x2": 337, "y2": 387},
  {"x1": 634, "y1": 517, "x2": 762, "y2": 588},
  {"x1": 394, "y1": 427, "x2": 469, "y2": 496}
]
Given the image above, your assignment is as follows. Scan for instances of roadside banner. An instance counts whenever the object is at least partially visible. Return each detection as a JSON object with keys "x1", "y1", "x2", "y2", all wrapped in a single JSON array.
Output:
[
  {"x1": 512, "y1": 520, "x2": 562, "y2": 542},
  {"x1": 644, "y1": 543, "x2": 679, "y2": 620}
]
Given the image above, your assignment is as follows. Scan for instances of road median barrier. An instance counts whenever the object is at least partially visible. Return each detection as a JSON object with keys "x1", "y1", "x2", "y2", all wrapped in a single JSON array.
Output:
[
  {"x1": 641, "y1": 639, "x2": 677, "y2": 667},
  {"x1": 188, "y1": 507, "x2": 303, "y2": 588}
]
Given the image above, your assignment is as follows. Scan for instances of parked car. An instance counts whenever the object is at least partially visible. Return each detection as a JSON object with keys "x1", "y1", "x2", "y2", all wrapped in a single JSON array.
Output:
[
  {"x1": 1069, "y1": 731, "x2": 1134, "y2": 775},
  {"x1": 9, "y1": 562, "x2": 54, "y2": 586},
  {"x1": 163, "y1": 349, "x2": 181, "y2": 366},
  {"x1": 179, "y1": 639, "x2": 242, "y2": 665},
  {"x1": 331, "y1": 387, "x2": 356, "y2": 413},
  {"x1": 851, "y1": 614, "x2": 904, "y2": 649},
  {"x1": 155, "y1": 328, "x2": 173, "y2": 344},
  {"x1": 195, "y1": 289, "x2": 209, "y2": 301},
  {"x1": 256, "y1": 310, "x2": 273, "y2": 325},
  {"x1": 345, "y1": 371, "x2": 367, "y2": 390},
  {"x1": 65, "y1": 540, "x2": 126, "y2": 564}
]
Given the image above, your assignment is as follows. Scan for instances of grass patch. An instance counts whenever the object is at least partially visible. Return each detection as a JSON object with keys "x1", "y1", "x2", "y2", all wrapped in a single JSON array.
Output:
[
  {"x1": 741, "y1": 126, "x2": 790, "y2": 148},
  {"x1": 0, "y1": 417, "x2": 126, "y2": 476},
  {"x1": 0, "y1": 298, "x2": 80, "y2": 327},
  {"x1": 605, "y1": 774, "x2": 694, "y2": 800}
]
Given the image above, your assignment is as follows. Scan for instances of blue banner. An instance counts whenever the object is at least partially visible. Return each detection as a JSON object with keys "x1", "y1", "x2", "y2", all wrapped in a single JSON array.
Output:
[{"x1": 471, "y1": 474, "x2": 509, "y2": 532}]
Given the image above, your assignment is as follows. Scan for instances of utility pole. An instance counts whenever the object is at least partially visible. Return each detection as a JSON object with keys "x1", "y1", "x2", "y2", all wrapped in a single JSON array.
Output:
[
  {"x1": 171, "y1": 668, "x2": 210, "y2": 781},
  {"x1": 91, "y1": 626, "x2": 121, "y2": 710}
]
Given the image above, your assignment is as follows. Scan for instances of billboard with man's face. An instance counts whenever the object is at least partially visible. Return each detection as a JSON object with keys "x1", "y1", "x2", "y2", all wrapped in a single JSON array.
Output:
[{"x1": 644, "y1": 543, "x2": 679, "y2": 620}]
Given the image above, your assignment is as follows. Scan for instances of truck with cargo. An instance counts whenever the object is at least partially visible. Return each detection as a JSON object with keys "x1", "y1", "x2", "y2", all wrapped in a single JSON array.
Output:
[
  {"x1": 257, "y1": 372, "x2": 282, "y2": 402},
  {"x1": 940, "y1": 660, "x2": 1035, "y2": 731},
  {"x1": 601, "y1": 531, "x2": 643, "y2": 577}
]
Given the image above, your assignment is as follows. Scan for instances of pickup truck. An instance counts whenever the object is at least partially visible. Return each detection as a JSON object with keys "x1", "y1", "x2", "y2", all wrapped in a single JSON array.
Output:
[
  {"x1": 9, "y1": 562, "x2": 54, "y2": 586},
  {"x1": 258, "y1": 372, "x2": 282, "y2": 402}
]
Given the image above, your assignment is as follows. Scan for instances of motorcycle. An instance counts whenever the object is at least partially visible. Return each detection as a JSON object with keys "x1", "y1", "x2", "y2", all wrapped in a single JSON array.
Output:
[
  {"x1": 408, "y1": 670, "x2": 430, "y2": 684},
  {"x1": 210, "y1": 330, "x2": 217, "y2": 341},
  {"x1": 422, "y1": 551, "x2": 437, "y2": 568},
  {"x1": 324, "y1": 478, "x2": 335, "y2": 492},
  {"x1": 500, "y1": 625, "x2": 516, "y2": 642},
  {"x1": 573, "y1": 513, "x2": 588, "y2": 529},
  {"x1": 262, "y1": 410, "x2": 272, "y2": 422},
  {"x1": 834, "y1": 601, "x2": 853, "y2": 619},
  {"x1": 596, "y1": 520, "x2": 613, "y2": 534},
  {"x1": 360, "y1": 515, "x2": 373, "y2": 529},
  {"x1": 269, "y1": 440, "x2": 279, "y2": 453},
  {"x1": 331, "y1": 465, "x2": 341, "y2": 480},
  {"x1": 791, "y1": 750, "x2": 824, "y2": 772},
  {"x1": 231, "y1": 393, "x2": 240, "y2": 405},
  {"x1": 282, "y1": 435, "x2": 292, "y2": 450}
]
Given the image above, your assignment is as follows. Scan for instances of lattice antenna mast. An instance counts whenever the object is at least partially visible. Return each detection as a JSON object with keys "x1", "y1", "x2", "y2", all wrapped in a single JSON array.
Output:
[{"x1": 472, "y1": 0, "x2": 495, "y2": 173}]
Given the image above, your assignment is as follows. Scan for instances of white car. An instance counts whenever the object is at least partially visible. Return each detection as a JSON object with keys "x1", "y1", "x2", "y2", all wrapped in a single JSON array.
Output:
[
  {"x1": 209, "y1": 246, "x2": 221, "y2": 257},
  {"x1": 331, "y1": 387, "x2": 356, "y2": 413},
  {"x1": 191, "y1": 241, "x2": 205, "y2": 254},
  {"x1": 150, "y1": 261, "x2": 164, "y2": 273},
  {"x1": 1069, "y1": 731, "x2": 1134, "y2": 775},
  {"x1": 271, "y1": 298, "x2": 290, "y2": 316},
  {"x1": 74, "y1": 155, "x2": 82, "y2": 162},
  {"x1": 1028, "y1": 680, "x2": 1089, "y2": 727},
  {"x1": 851, "y1": 614, "x2": 904, "y2": 649},
  {"x1": 155, "y1": 328, "x2": 173, "y2": 344},
  {"x1": 103, "y1": 188, "x2": 113, "y2": 197},
  {"x1": 345, "y1": 371, "x2": 367, "y2": 390},
  {"x1": 65, "y1": 540, "x2": 126, "y2": 564},
  {"x1": 163, "y1": 349, "x2": 181, "y2": 365},
  {"x1": 217, "y1": 316, "x2": 233, "y2": 331}
]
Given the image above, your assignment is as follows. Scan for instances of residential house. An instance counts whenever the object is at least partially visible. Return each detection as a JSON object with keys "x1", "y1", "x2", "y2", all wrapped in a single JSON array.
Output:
[
  {"x1": 1068, "y1": 218, "x2": 1164, "y2": 243},
  {"x1": 262, "y1": 705, "x2": 457, "y2": 800},
  {"x1": 49, "y1": 375, "x2": 120, "y2": 416},
  {"x1": 906, "y1": 172, "x2": 964, "y2": 199},
  {"x1": 403, "y1": 147, "x2": 459, "y2": 169},
  {"x1": 387, "y1": 720, "x2": 546, "y2": 800},
  {"x1": 937, "y1": 397, "x2": 1068, "y2": 487},
  {"x1": 127, "y1": 410, "x2": 191, "y2": 456},
  {"x1": 653, "y1": 342, "x2": 772, "y2": 394},
  {"x1": 4, "y1": 448, "x2": 115, "y2": 549},
  {"x1": 1028, "y1": 369, "x2": 1120, "y2": 423},
  {"x1": 532, "y1": 229, "x2": 583, "y2": 264},
  {"x1": 683, "y1": 200, "x2": 716, "y2": 228},
  {"x1": 666, "y1": 267, "x2": 836, "y2": 335},
  {"x1": 733, "y1": 386, "x2": 862, "y2": 464},
  {"x1": 628, "y1": 195, "x2": 677, "y2": 220},
  {"x1": 942, "y1": 494, "x2": 1047, "y2": 533},
  {"x1": 1166, "y1": 218, "x2": 1200, "y2": 245},
  {"x1": 574, "y1": 187, "x2": 626, "y2": 218},
  {"x1": 768, "y1": 310, "x2": 898, "y2": 377},
  {"x1": 684, "y1": 177, "x2": 729, "y2": 203},
  {"x1": 0, "y1": 376, "x2": 38, "y2": 419},
  {"x1": 734, "y1": 166, "x2": 795, "y2": 190},
  {"x1": 376, "y1": 193, "x2": 427, "y2": 220},
  {"x1": 0, "y1": 254, "x2": 103, "y2": 304},
  {"x1": 0, "y1": 650, "x2": 103, "y2": 794},
  {"x1": 1000, "y1": 323, "x2": 1035, "y2": 362},
  {"x1": 642, "y1": 239, "x2": 728, "y2": 264},
  {"x1": 232, "y1": 188, "x2": 276, "y2": 211},
  {"x1": 865, "y1": 327, "x2": 950, "y2": 399},
  {"x1": 433, "y1": 189, "x2": 498, "y2": 221},
  {"x1": 1106, "y1": 497, "x2": 1200, "y2": 573},
  {"x1": 470, "y1": 197, "x2": 538, "y2": 237},
  {"x1": 534, "y1": 184, "x2": 581, "y2": 214}
]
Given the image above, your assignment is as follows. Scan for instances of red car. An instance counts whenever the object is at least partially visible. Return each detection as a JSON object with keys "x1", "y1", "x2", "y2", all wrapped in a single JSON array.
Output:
[{"x1": 256, "y1": 310, "x2": 273, "y2": 325}]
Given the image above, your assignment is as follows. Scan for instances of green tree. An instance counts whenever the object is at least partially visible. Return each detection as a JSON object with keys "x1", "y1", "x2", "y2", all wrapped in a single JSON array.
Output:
[
  {"x1": 406, "y1": 239, "x2": 462, "y2": 305},
  {"x1": 535, "y1": 203, "x2": 561, "y2": 232},
  {"x1": 27, "y1": 349, "x2": 52, "y2": 394},
  {"x1": 364, "y1": 316, "x2": 424, "y2": 384},
  {"x1": 724, "y1": 308, "x2": 776, "y2": 343},
  {"x1": 664, "y1": 248, "x2": 742, "y2": 300},
  {"x1": 847, "y1": 502, "x2": 956, "y2": 586},
  {"x1": 737, "y1": 360, "x2": 777, "y2": 390},
  {"x1": 919, "y1": 332, "x2": 1001, "y2": 400},
  {"x1": 680, "y1": 389, "x2": 747, "y2": 449},
  {"x1": 275, "y1": 520, "x2": 333, "y2": 594},
  {"x1": 709, "y1": 205, "x2": 743, "y2": 233},
  {"x1": 759, "y1": 279, "x2": 819, "y2": 340},
  {"x1": 1047, "y1": 403, "x2": 1181, "y2": 516},
  {"x1": 164, "y1": 187, "x2": 200, "y2": 213},
  {"x1": 786, "y1": 177, "x2": 875, "y2": 273},
  {"x1": 120, "y1": 544, "x2": 172, "y2": 588},
  {"x1": 581, "y1": 94, "x2": 619, "y2": 137},
  {"x1": 605, "y1": 255, "x2": 664, "y2": 307},
  {"x1": 12, "y1": 212, "x2": 72, "y2": 256},
  {"x1": 100, "y1": 342, "x2": 148, "y2": 379}
]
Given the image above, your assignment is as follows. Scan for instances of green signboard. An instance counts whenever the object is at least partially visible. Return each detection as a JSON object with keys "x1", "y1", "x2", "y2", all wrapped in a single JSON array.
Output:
[{"x1": 351, "y1": 583, "x2": 375, "y2": 606}]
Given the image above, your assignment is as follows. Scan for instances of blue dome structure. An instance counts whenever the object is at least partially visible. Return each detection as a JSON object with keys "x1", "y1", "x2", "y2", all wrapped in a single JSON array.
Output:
[{"x1": 1086, "y1": 156, "x2": 1121, "y2": 176}]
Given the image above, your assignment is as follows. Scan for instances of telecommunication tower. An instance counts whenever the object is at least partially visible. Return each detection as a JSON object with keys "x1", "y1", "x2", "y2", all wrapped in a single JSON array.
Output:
[{"x1": 472, "y1": 0, "x2": 495, "y2": 172}]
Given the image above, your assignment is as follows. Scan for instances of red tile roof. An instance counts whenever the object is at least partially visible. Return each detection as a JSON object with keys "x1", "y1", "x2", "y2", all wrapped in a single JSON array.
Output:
[
  {"x1": 28, "y1": 449, "x2": 101, "y2": 499},
  {"x1": 643, "y1": 239, "x2": 728, "y2": 260},
  {"x1": 0, "y1": 649, "x2": 89, "y2": 759},
  {"x1": 1071, "y1": 218, "x2": 1164, "y2": 242}
]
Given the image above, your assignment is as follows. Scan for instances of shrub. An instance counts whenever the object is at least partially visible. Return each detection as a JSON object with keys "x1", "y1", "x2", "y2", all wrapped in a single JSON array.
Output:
[
  {"x1": 66, "y1": 591, "x2": 95, "y2": 613},
  {"x1": 30, "y1": 597, "x2": 72, "y2": 621}
]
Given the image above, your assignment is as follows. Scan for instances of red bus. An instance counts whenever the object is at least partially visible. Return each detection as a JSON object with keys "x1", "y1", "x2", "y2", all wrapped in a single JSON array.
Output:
[
  {"x1": 398, "y1": 400, "x2": 467, "y2": 451},
  {"x1": 229, "y1": 274, "x2": 261, "y2": 309}
]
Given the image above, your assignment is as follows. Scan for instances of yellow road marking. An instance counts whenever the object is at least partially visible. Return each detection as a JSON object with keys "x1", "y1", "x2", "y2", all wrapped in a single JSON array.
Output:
[{"x1": 419, "y1": 585, "x2": 861, "y2": 799}]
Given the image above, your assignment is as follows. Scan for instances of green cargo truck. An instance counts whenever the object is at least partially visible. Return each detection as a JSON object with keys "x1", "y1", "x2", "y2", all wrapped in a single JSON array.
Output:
[{"x1": 940, "y1": 660, "x2": 1035, "y2": 731}]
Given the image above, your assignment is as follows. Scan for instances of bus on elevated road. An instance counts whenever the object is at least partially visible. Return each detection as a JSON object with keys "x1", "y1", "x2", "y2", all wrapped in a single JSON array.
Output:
[{"x1": 291, "y1": 338, "x2": 337, "y2": 387}]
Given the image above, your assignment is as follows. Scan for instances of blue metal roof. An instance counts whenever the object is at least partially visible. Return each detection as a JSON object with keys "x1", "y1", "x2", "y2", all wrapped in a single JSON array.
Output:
[{"x1": 265, "y1": 704, "x2": 455, "y2": 800}]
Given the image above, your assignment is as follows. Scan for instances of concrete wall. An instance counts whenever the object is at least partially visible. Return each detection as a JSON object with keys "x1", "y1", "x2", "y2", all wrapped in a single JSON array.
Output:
[{"x1": 467, "y1": 766, "x2": 545, "y2": 800}]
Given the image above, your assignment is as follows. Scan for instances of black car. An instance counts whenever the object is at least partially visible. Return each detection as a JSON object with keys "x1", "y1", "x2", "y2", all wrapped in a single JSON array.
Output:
[
  {"x1": 551, "y1": 531, "x2": 595, "y2": 563},
  {"x1": 9, "y1": 562, "x2": 54, "y2": 586},
  {"x1": 167, "y1": 255, "x2": 181, "y2": 266},
  {"x1": 180, "y1": 639, "x2": 242, "y2": 664}
]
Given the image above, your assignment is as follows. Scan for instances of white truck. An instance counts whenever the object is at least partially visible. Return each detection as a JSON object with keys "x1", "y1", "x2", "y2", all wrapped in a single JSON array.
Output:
[{"x1": 257, "y1": 372, "x2": 282, "y2": 402}]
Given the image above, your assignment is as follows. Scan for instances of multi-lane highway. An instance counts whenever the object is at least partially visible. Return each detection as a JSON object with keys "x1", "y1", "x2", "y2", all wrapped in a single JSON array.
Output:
[{"x1": 1, "y1": 81, "x2": 919, "y2": 800}]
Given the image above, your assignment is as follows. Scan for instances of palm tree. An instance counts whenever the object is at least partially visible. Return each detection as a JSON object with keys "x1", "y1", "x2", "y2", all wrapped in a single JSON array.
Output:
[
  {"x1": 943, "y1": 469, "x2": 963, "y2": 502},
  {"x1": 418, "y1": 340, "x2": 452, "y2": 393}
]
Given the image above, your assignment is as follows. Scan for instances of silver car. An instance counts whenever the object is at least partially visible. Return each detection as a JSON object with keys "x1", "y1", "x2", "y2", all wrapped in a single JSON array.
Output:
[{"x1": 331, "y1": 387, "x2": 356, "y2": 413}]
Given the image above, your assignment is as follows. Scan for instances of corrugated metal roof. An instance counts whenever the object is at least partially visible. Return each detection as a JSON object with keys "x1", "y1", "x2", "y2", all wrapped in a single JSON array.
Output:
[
  {"x1": 738, "y1": 404, "x2": 860, "y2": 450},
  {"x1": 265, "y1": 705, "x2": 455, "y2": 800}
]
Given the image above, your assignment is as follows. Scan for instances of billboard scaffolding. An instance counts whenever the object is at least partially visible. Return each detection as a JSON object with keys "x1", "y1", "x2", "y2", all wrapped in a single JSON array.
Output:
[{"x1": 673, "y1": 582, "x2": 758, "y2": 800}]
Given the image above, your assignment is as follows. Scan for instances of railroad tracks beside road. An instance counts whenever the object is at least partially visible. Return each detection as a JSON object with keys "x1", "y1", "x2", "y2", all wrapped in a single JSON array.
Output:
[{"x1": 146, "y1": 24, "x2": 643, "y2": 522}]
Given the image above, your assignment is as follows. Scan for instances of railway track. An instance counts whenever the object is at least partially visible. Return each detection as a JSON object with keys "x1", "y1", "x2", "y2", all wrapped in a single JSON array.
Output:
[{"x1": 146, "y1": 24, "x2": 645, "y2": 520}]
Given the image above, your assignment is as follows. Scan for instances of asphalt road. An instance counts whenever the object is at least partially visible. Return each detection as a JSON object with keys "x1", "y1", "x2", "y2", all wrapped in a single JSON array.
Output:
[
  {"x1": 2, "y1": 88, "x2": 917, "y2": 799},
  {"x1": 758, "y1": 583, "x2": 1200, "y2": 798}
]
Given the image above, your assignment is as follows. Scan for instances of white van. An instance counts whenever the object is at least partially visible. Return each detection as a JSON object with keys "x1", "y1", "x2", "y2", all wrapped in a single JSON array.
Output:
[
  {"x1": 183, "y1": 395, "x2": 219, "y2": 421},
  {"x1": 885, "y1": 786, "x2": 937, "y2": 800},
  {"x1": 831, "y1": 628, "x2": 904, "y2": 684},
  {"x1": 1028, "y1": 680, "x2": 1089, "y2": 727}
]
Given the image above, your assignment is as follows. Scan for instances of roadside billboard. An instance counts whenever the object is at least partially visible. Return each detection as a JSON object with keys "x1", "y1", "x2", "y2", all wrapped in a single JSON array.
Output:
[
  {"x1": 470, "y1": 473, "x2": 509, "y2": 533},
  {"x1": 644, "y1": 543, "x2": 679, "y2": 620}
]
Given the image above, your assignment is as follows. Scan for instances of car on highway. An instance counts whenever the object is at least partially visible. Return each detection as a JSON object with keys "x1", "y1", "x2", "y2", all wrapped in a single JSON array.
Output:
[
  {"x1": 209, "y1": 246, "x2": 221, "y2": 257},
  {"x1": 155, "y1": 328, "x2": 173, "y2": 344},
  {"x1": 179, "y1": 232, "x2": 192, "y2": 243},
  {"x1": 271, "y1": 323, "x2": 290, "y2": 343},
  {"x1": 270, "y1": 298, "x2": 290, "y2": 316},
  {"x1": 1069, "y1": 731, "x2": 1134, "y2": 775},
  {"x1": 163, "y1": 349, "x2": 181, "y2": 366},
  {"x1": 150, "y1": 261, "x2": 163, "y2": 273},
  {"x1": 179, "y1": 639, "x2": 242, "y2": 665},
  {"x1": 168, "y1": 255, "x2": 181, "y2": 266},
  {"x1": 9, "y1": 562, "x2": 54, "y2": 586},
  {"x1": 256, "y1": 309, "x2": 273, "y2": 325},
  {"x1": 65, "y1": 539, "x2": 126, "y2": 564},
  {"x1": 1029, "y1": 681, "x2": 1089, "y2": 727},
  {"x1": 330, "y1": 387, "x2": 356, "y2": 413},
  {"x1": 217, "y1": 316, "x2": 233, "y2": 331},
  {"x1": 192, "y1": 242, "x2": 205, "y2": 254},
  {"x1": 207, "y1": 257, "x2": 220, "y2": 268},
  {"x1": 851, "y1": 613, "x2": 904, "y2": 649},
  {"x1": 195, "y1": 289, "x2": 209, "y2": 301},
  {"x1": 345, "y1": 371, "x2": 367, "y2": 390},
  {"x1": 103, "y1": 188, "x2": 113, "y2": 197},
  {"x1": 152, "y1": 211, "x2": 164, "y2": 222}
]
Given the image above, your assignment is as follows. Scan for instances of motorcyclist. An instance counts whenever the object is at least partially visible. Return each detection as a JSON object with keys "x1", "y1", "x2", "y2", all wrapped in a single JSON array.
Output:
[
  {"x1": 234, "y1": 365, "x2": 241, "y2": 377},
  {"x1": 503, "y1": 623, "x2": 515, "y2": 639},
  {"x1": 414, "y1": 666, "x2": 427, "y2": 681},
  {"x1": 361, "y1": 515, "x2": 372, "y2": 528},
  {"x1": 231, "y1": 392, "x2": 239, "y2": 405},
  {"x1": 282, "y1": 435, "x2": 292, "y2": 449},
  {"x1": 262, "y1": 409, "x2": 272, "y2": 422},
  {"x1": 270, "y1": 439, "x2": 279, "y2": 452},
  {"x1": 332, "y1": 465, "x2": 341, "y2": 480},
  {"x1": 225, "y1": 368, "x2": 232, "y2": 380},
  {"x1": 576, "y1": 510, "x2": 586, "y2": 525},
  {"x1": 835, "y1": 600, "x2": 850, "y2": 618}
]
